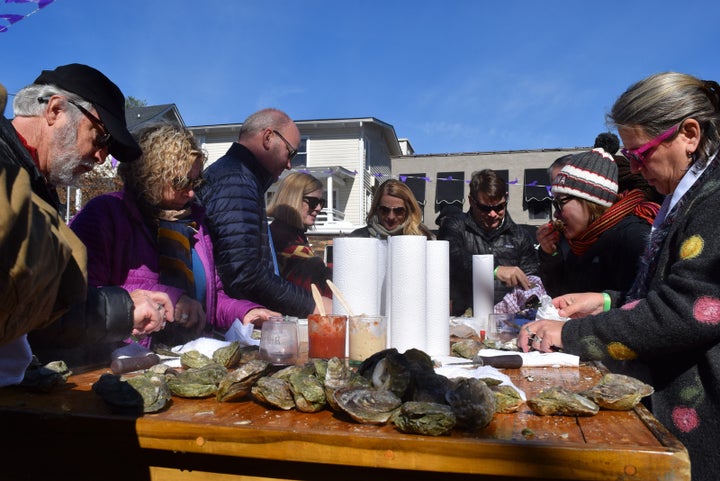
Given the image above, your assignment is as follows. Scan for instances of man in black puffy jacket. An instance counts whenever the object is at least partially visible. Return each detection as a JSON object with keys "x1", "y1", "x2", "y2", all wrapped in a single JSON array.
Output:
[
  {"x1": 199, "y1": 108, "x2": 332, "y2": 317},
  {"x1": 438, "y1": 169, "x2": 539, "y2": 316}
]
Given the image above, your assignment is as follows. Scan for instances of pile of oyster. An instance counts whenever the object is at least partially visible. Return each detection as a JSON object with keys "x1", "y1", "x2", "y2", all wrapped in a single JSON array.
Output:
[{"x1": 526, "y1": 373, "x2": 654, "y2": 416}]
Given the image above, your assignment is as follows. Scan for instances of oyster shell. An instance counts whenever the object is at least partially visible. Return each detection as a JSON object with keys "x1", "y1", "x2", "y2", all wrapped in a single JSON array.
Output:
[
  {"x1": 491, "y1": 384, "x2": 524, "y2": 414},
  {"x1": 445, "y1": 378, "x2": 496, "y2": 430},
  {"x1": 20, "y1": 358, "x2": 71, "y2": 392},
  {"x1": 334, "y1": 386, "x2": 402, "y2": 424},
  {"x1": 92, "y1": 373, "x2": 144, "y2": 413},
  {"x1": 252, "y1": 376, "x2": 296, "y2": 410},
  {"x1": 180, "y1": 350, "x2": 214, "y2": 369},
  {"x1": 288, "y1": 370, "x2": 326, "y2": 413},
  {"x1": 212, "y1": 341, "x2": 242, "y2": 368},
  {"x1": 527, "y1": 387, "x2": 599, "y2": 416},
  {"x1": 126, "y1": 372, "x2": 172, "y2": 413},
  {"x1": 580, "y1": 373, "x2": 654, "y2": 411},
  {"x1": 217, "y1": 359, "x2": 272, "y2": 402},
  {"x1": 451, "y1": 339, "x2": 483, "y2": 359},
  {"x1": 167, "y1": 363, "x2": 228, "y2": 398},
  {"x1": 358, "y1": 349, "x2": 411, "y2": 399},
  {"x1": 393, "y1": 401, "x2": 456, "y2": 436},
  {"x1": 324, "y1": 357, "x2": 371, "y2": 411}
]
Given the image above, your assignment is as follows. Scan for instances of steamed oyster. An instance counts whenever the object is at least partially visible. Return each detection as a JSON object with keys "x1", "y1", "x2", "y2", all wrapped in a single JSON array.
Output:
[
  {"x1": 358, "y1": 349, "x2": 411, "y2": 399},
  {"x1": 451, "y1": 339, "x2": 483, "y2": 359},
  {"x1": 92, "y1": 373, "x2": 144, "y2": 412},
  {"x1": 167, "y1": 362, "x2": 228, "y2": 398},
  {"x1": 580, "y1": 373, "x2": 654, "y2": 411},
  {"x1": 393, "y1": 401, "x2": 456, "y2": 436},
  {"x1": 288, "y1": 370, "x2": 326, "y2": 413},
  {"x1": 20, "y1": 358, "x2": 71, "y2": 392},
  {"x1": 334, "y1": 386, "x2": 402, "y2": 424},
  {"x1": 126, "y1": 372, "x2": 172, "y2": 413},
  {"x1": 252, "y1": 377, "x2": 296, "y2": 410},
  {"x1": 212, "y1": 341, "x2": 242, "y2": 368},
  {"x1": 324, "y1": 357, "x2": 370, "y2": 411},
  {"x1": 180, "y1": 350, "x2": 214, "y2": 369},
  {"x1": 217, "y1": 359, "x2": 272, "y2": 402},
  {"x1": 445, "y1": 377, "x2": 496, "y2": 430},
  {"x1": 527, "y1": 387, "x2": 599, "y2": 416},
  {"x1": 491, "y1": 384, "x2": 524, "y2": 414}
]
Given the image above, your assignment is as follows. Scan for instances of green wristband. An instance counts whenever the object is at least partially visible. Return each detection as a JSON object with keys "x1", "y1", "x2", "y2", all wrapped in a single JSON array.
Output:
[
  {"x1": 602, "y1": 292, "x2": 611, "y2": 312},
  {"x1": 493, "y1": 266, "x2": 499, "y2": 279}
]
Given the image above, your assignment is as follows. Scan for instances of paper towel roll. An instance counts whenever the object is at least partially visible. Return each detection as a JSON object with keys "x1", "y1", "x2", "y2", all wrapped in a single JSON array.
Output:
[
  {"x1": 389, "y1": 236, "x2": 427, "y2": 352},
  {"x1": 472, "y1": 254, "x2": 494, "y2": 337},
  {"x1": 425, "y1": 240, "x2": 450, "y2": 357},
  {"x1": 332, "y1": 237, "x2": 381, "y2": 316}
]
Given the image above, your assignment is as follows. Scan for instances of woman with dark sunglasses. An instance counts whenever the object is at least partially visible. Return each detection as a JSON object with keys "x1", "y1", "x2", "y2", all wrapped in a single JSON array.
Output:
[
  {"x1": 519, "y1": 72, "x2": 720, "y2": 481},
  {"x1": 268, "y1": 172, "x2": 333, "y2": 297},
  {"x1": 70, "y1": 124, "x2": 279, "y2": 346},
  {"x1": 349, "y1": 179, "x2": 434, "y2": 240},
  {"x1": 538, "y1": 148, "x2": 659, "y2": 297}
]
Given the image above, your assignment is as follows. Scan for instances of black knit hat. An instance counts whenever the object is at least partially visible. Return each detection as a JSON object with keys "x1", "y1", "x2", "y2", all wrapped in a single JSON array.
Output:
[
  {"x1": 34, "y1": 63, "x2": 141, "y2": 162},
  {"x1": 551, "y1": 148, "x2": 618, "y2": 207}
]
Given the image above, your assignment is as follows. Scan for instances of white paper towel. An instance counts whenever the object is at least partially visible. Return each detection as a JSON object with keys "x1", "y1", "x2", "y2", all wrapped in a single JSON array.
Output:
[
  {"x1": 472, "y1": 254, "x2": 494, "y2": 337},
  {"x1": 389, "y1": 236, "x2": 427, "y2": 352},
  {"x1": 332, "y1": 237, "x2": 382, "y2": 316},
  {"x1": 425, "y1": 240, "x2": 450, "y2": 357}
]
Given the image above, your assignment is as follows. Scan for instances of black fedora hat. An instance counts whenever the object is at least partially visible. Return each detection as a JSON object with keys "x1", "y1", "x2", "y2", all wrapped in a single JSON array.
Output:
[{"x1": 34, "y1": 63, "x2": 141, "y2": 162}]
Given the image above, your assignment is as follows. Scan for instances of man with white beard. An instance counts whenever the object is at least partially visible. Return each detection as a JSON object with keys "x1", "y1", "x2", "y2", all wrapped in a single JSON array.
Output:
[{"x1": 0, "y1": 64, "x2": 174, "y2": 383}]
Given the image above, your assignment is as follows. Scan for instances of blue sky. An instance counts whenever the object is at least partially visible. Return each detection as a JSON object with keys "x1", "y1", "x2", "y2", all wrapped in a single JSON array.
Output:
[{"x1": 3, "y1": 0, "x2": 720, "y2": 155}]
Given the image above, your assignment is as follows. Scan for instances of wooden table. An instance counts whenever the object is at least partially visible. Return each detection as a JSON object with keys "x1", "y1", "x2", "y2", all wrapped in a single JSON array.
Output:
[{"x1": 0, "y1": 362, "x2": 688, "y2": 481}]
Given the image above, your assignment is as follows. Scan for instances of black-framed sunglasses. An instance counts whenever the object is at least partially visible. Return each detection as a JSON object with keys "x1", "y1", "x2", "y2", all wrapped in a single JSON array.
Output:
[
  {"x1": 272, "y1": 129, "x2": 298, "y2": 162},
  {"x1": 551, "y1": 195, "x2": 575, "y2": 212},
  {"x1": 473, "y1": 198, "x2": 507, "y2": 214},
  {"x1": 378, "y1": 205, "x2": 407, "y2": 217},
  {"x1": 303, "y1": 196, "x2": 326, "y2": 210},
  {"x1": 171, "y1": 175, "x2": 205, "y2": 191}
]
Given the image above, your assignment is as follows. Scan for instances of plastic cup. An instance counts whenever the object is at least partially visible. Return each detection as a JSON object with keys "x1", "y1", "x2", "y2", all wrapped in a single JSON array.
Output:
[
  {"x1": 307, "y1": 314, "x2": 347, "y2": 359},
  {"x1": 259, "y1": 317, "x2": 299, "y2": 366},
  {"x1": 488, "y1": 313, "x2": 515, "y2": 342},
  {"x1": 349, "y1": 315, "x2": 387, "y2": 362}
]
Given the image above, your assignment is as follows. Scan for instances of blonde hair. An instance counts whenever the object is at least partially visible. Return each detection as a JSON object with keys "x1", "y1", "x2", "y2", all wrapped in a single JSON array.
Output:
[
  {"x1": 267, "y1": 172, "x2": 324, "y2": 229},
  {"x1": 119, "y1": 124, "x2": 206, "y2": 206},
  {"x1": 368, "y1": 179, "x2": 432, "y2": 237}
]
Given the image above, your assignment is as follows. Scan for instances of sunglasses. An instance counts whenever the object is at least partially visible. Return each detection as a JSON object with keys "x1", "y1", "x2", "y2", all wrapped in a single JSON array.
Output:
[
  {"x1": 551, "y1": 195, "x2": 575, "y2": 212},
  {"x1": 303, "y1": 196, "x2": 326, "y2": 210},
  {"x1": 473, "y1": 199, "x2": 507, "y2": 214},
  {"x1": 272, "y1": 129, "x2": 298, "y2": 162},
  {"x1": 171, "y1": 175, "x2": 205, "y2": 191},
  {"x1": 620, "y1": 123, "x2": 680, "y2": 166},
  {"x1": 378, "y1": 205, "x2": 407, "y2": 216},
  {"x1": 39, "y1": 97, "x2": 112, "y2": 148}
]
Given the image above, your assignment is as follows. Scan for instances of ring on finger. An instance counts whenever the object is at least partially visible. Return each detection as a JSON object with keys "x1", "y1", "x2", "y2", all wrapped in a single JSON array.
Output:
[
  {"x1": 156, "y1": 303, "x2": 164, "y2": 312},
  {"x1": 524, "y1": 325, "x2": 533, "y2": 334},
  {"x1": 181, "y1": 313, "x2": 189, "y2": 321}
]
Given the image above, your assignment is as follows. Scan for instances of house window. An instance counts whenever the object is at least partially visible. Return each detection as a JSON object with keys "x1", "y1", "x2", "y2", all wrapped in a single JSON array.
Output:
[
  {"x1": 435, "y1": 171, "x2": 464, "y2": 213},
  {"x1": 523, "y1": 168, "x2": 552, "y2": 221},
  {"x1": 293, "y1": 138, "x2": 307, "y2": 166}
]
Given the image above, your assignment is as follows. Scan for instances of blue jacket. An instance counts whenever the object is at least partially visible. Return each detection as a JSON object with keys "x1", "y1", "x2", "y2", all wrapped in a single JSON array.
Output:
[{"x1": 198, "y1": 143, "x2": 315, "y2": 317}]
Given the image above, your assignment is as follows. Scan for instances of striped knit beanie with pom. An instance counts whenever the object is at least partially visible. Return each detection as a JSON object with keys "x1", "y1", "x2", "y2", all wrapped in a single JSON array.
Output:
[{"x1": 551, "y1": 148, "x2": 618, "y2": 207}]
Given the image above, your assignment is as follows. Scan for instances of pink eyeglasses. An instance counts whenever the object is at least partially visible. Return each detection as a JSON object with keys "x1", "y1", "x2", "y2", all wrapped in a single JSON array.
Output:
[{"x1": 620, "y1": 123, "x2": 680, "y2": 166}]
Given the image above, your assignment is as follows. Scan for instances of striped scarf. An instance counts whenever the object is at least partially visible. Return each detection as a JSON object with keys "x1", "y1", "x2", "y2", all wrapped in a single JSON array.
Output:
[
  {"x1": 157, "y1": 208, "x2": 197, "y2": 296},
  {"x1": 569, "y1": 189, "x2": 660, "y2": 257}
]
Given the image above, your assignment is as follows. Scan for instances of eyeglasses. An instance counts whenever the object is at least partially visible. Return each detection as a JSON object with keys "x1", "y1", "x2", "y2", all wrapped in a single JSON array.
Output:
[
  {"x1": 171, "y1": 175, "x2": 205, "y2": 191},
  {"x1": 272, "y1": 130, "x2": 298, "y2": 162},
  {"x1": 473, "y1": 199, "x2": 507, "y2": 214},
  {"x1": 620, "y1": 124, "x2": 680, "y2": 166},
  {"x1": 303, "y1": 196, "x2": 326, "y2": 210},
  {"x1": 39, "y1": 97, "x2": 112, "y2": 148},
  {"x1": 378, "y1": 205, "x2": 407, "y2": 217},
  {"x1": 551, "y1": 196, "x2": 575, "y2": 212}
]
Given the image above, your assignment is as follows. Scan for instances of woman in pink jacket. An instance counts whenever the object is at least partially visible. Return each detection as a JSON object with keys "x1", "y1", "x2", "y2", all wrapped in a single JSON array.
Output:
[{"x1": 70, "y1": 124, "x2": 278, "y2": 346}]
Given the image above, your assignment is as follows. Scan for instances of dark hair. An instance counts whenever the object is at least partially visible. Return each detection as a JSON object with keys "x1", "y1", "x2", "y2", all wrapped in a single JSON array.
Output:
[
  {"x1": 593, "y1": 132, "x2": 620, "y2": 154},
  {"x1": 469, "y1": 169, "x2": 507, "y2": 200}
]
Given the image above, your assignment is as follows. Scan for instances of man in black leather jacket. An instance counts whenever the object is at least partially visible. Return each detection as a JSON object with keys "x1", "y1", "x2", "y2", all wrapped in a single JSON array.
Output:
[{"x1": 438, "y1": 169, "x2": 539, "y2": 316}]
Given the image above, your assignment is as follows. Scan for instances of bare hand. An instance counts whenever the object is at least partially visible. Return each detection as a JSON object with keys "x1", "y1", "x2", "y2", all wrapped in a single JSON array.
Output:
[
  {"x1": 517, "y1": 319, "x2": 565, "y2": 353},
  {"x1": 495, "y1": 265, "x2": 531, "y2": 290},
  {"x1": 242, "y1": 307, "x2": 281, "y2": 327},
  {"x1": 174, "y1": 294, "x2": 207, "y2": 336},
  {"x1": 129, "y1": 290, "x2": 174, "y2": 337},
  {"x1": 553, "y1": 292, "x2": 604, "y2": 318},
  {"x1": 536, "y1": 222, "x2": 561, "y2": 255}
]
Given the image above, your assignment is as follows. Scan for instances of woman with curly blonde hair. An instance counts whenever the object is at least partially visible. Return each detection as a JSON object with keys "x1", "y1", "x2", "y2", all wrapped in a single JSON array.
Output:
[
  {"x1": 350, "y1": 179, "x2": 434, "y2": 239},
  {"x1": 71, "y1": 124, "x2": 278, "y2": 346}
]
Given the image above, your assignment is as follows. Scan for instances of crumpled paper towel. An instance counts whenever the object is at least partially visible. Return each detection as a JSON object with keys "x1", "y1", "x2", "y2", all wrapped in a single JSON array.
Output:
[
  {"x1": 224, "y1": 319, "x2": 260, "y2": 346},
  {"x1": 433, "y1": 356, "x2": 526, "y2": 401},
  {"x1": 535, "y1": 295, "x2": 570, "y2": 321}
]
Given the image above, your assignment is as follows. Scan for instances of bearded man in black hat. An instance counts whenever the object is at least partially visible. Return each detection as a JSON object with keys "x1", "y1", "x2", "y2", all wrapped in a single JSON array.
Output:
[{"x1": 0, "y1": 64, "x2": 174, "y2": 383}]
